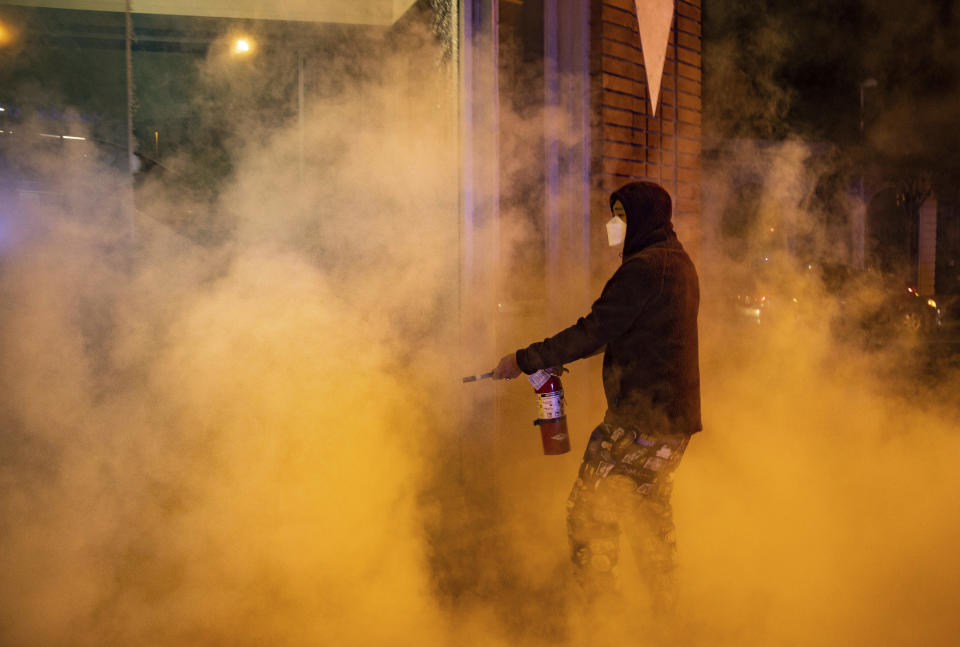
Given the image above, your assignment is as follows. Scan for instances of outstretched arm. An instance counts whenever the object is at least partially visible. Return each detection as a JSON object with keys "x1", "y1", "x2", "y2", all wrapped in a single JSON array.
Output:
[{"x1": 501, "y1": 262, "x2": 657, "y2": 377}]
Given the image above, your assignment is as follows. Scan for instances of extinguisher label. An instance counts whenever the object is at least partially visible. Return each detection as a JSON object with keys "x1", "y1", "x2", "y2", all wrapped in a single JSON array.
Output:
[
  {"x1": 528, "y1": 369, "x2": 552, "y2": 390},
  {"x1": 539, "y1": 391, "x2": 564, "y2": 419}
]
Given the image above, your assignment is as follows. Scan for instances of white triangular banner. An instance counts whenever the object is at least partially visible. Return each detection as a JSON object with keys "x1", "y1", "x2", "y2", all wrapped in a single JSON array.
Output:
[{"x1": 634, "y1": 0, "x2": 675, "y2": 117}]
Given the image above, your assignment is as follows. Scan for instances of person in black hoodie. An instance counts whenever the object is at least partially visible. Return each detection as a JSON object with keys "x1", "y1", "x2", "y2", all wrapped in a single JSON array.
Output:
[{"x1": 492, "y1": 180, "x2": 701, "y2": 607}]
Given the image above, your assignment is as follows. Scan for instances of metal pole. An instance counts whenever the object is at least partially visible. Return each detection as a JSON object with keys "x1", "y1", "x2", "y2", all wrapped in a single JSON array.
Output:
[
  {"x1": 856, "y1": 78, "x2": 877, "y2": 269},
  {"x1": 125, "y1": 1, "x2": 134, "y2": 172},
  {"x1": 298, "y1": 51, "x2": 304, "y2": 188},
  {"x1": 125, "y1": 0, "x2": 136, "y2": 238}
]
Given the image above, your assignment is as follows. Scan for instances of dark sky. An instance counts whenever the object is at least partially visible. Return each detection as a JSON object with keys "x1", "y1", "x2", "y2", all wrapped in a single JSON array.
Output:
[{"x1": 704, "y1": 0, "x2": 960, "y2": 181}]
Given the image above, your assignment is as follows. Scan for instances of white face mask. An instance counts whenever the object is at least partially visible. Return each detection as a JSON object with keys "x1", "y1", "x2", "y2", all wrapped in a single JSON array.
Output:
[{"x1": 606, "y1": 201, "x2": 627, "y2": 247}]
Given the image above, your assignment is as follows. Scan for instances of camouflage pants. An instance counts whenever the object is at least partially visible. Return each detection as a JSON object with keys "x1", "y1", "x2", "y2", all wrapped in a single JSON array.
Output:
[{"x1": 567, "y1": 422, "x2": 689, "y2": 604}]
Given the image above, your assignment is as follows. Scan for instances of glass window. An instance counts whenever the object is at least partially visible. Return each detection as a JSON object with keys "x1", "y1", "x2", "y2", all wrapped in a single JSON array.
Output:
[{"x1": 0, "y1": 0, "x2": 457, "y2": 247}]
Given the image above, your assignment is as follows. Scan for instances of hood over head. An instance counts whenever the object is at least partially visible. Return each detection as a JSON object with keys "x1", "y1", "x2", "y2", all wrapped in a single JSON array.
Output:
[{"x1": 610, "y1": 181, "x2": 675, "y2": 257}]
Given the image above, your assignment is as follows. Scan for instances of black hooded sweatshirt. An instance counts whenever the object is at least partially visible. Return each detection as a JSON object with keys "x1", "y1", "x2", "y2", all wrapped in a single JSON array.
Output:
[{"x1": 516, "y1": 181, "x2": 702, "y2": 434}]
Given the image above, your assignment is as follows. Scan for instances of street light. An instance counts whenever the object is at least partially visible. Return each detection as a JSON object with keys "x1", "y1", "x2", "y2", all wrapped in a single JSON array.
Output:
[
  {"x1": 224, "y1": 34, "x2": 304, "y2": 194},
  {"x1": 0, "y1": 20, "x2": 20, "y2": 50},
  {"x1": 232, "y1": 36, "x2": 254, "y2": 56}
]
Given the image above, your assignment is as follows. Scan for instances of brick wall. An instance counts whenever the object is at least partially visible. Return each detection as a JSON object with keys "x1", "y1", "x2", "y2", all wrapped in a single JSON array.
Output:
[{"x1": 590, "y1": 0, "x2": 702, "y2": 256}]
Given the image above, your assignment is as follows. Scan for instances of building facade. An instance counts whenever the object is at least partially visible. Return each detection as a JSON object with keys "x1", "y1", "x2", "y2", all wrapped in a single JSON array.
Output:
[
  {"x1": 0, "y1": 0, "x2": 703, "y2": 455},
  {"x1": 458, "y1": 0, "x2": 703, "y2": 463}
]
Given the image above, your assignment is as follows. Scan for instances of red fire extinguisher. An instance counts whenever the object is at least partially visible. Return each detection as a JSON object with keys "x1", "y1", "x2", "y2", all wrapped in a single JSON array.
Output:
[{"x1": 529, "y1": 369, "x2": 570, "y2": 455}]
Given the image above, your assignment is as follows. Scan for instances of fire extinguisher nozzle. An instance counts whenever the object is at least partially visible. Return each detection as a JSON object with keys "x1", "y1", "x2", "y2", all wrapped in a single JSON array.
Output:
[{"x1": 462, "y1": 372, "x2": 494, "y2": 383}]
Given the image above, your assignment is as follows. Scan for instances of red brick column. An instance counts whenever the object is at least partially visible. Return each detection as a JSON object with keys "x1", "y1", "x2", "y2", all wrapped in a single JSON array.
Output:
[{"x1": 590, "y1": 0, "x2": 702, "y2": 258}]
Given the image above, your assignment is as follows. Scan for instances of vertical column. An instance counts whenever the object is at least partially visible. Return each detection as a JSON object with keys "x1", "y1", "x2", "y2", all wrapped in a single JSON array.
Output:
[
  {"x1": 544, "y1": 0, "x2": 560, "y2": 329},
  {"x1": 544, "y1": 0, "x2": 592, "y2": 331},
  {"x1": 544, "y1": 0, "x2": 596, "y2": 426},
  {"x1": 851, "y1": 192, "x2": 867, "y2": 270},
  {"x1": 918, "y1": 197, "x2": 937, "y2": 295},
  {"x1": 935, "y1": 199, "x2": 960, "y2": 295},
  {"x1": 124, "y1": 0, "x2": 136, "y2": 239},
  {"x1": 567, "y1": 0, "x2": 593, "y2": 308},
  {"x1": 459, "y1": 0, "x2": 500, "y2": 472}
]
